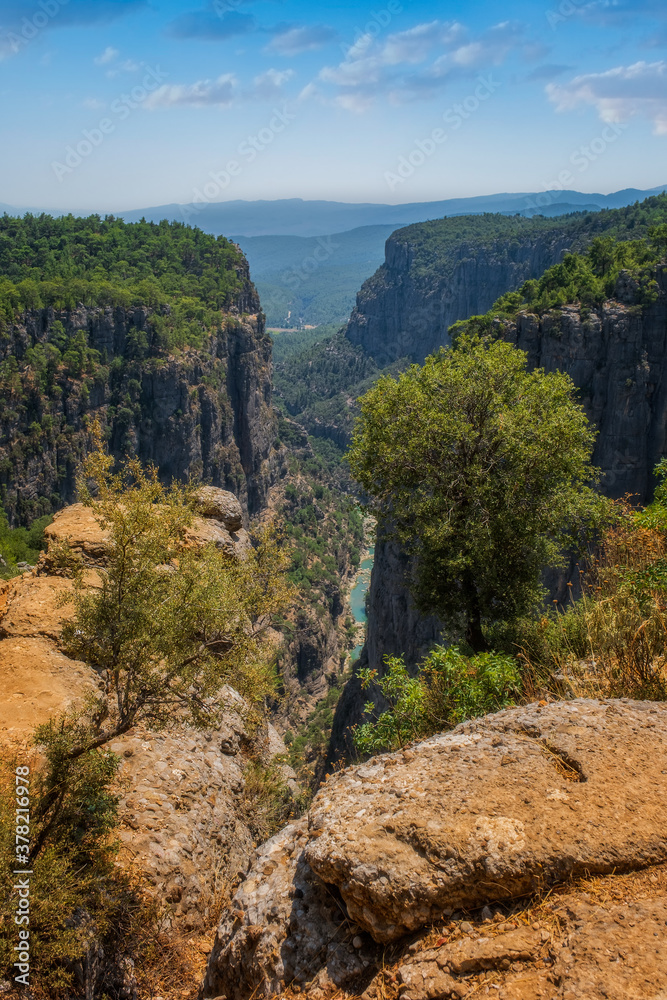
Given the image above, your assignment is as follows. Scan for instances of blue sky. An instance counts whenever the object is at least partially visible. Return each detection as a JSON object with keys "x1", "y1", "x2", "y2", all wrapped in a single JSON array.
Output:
[{"x1": 0, "y1": 0, "x2": 666, "y2": 210}]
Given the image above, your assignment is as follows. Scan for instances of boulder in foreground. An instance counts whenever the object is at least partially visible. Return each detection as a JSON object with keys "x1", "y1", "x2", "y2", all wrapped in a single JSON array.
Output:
[{"x1": 201, "y1": 698, "x2": 667, "y2": 999}]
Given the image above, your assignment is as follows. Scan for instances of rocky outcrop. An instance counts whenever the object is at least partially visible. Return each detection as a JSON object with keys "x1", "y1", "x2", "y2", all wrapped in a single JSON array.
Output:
[
  {"x1": 41, "y1": 487, "x2": 252, "y2": 567},
  {"x1": 201, "y1": 698, "x2": 667, "y2": 998},
  {"x1": 0, "y1": 497, "x2": 289, "y2": 931},
  {"x1": 0, "y1": 292, "x2": 282, "y2": 524},
  {"x1": 345, "y1": 221, "x2": 582, "y2": 366},
  {"x1": 503, "y1": 269, "x2": 667, "y2": 502}
]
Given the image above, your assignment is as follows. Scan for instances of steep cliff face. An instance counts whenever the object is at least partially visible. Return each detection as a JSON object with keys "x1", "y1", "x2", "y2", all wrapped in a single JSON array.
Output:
[
  {"x1": 345, "y1": 223, "x2": 582, "y2": 365},
  {"x1": 505, "y1": 270, "x2": 667, "y2": 503},
  {"x1": 0, "y1": 299, "x2": 281, "y2": 522}
]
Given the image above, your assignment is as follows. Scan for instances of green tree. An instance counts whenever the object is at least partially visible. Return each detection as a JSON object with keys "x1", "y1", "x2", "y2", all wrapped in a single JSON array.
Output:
[
  {"x1": 31, "y1": 440, "x2": 293, "y2": 861},
  {"x1": 348, "y1": 335, "x2": 607, "y2": 651},
  {"x1": 588, "y1": 235, "x2": 616, "y2": 276}
]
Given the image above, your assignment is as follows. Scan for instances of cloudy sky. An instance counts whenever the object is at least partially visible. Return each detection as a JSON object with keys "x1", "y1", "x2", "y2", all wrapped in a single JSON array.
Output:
[{"x1": 0, "y1": 0, "x2": 666, "y2": 210}]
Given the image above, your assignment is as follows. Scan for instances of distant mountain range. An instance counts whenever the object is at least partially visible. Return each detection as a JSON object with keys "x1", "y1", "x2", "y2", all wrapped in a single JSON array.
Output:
[
  {"x1": 2, "y1": 186, "x2": 666, "y2": 238},
  {"x1": 2, "y1": 186, "x2": 665, "y2": 326},
  {"x1": 115, "y1": 187, "x2": 667, "y2": 237}
]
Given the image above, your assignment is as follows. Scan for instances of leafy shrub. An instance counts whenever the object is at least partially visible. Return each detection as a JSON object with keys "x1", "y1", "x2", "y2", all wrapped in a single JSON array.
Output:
[
  {"x1": 0, "y1": 505, "x2": 51, "y2": 576},
  {"x1": 354, "y1": 646, "x2": 521, "y2": 756}
]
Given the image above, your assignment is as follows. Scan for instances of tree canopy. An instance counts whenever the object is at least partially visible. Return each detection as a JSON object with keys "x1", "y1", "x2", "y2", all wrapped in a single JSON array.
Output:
[
  {"x1": 348, "y1": 335, "x2": 608, "y2": 651},
  {"x1": 0, "y1": 213, "x2": 250, "y2": 347}
]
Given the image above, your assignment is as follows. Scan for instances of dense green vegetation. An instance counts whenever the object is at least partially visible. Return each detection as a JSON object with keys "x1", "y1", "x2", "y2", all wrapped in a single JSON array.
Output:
[
  {"x1": 0, "y1": 505, "x2": 51, "y2": 575},
  {"x1": 354, "y1": 647, "x2": 521, "y2": 756},
  {"x1": 272, "y1": 330, "x2": 410, "y2": 463},
  {"x1": 0, "y1": 213, "x2": 247, "y2": 350},
  {"x1": 395, "y1": 194, "x2": 667, "y2": 287},
  {"x1": 453, "y1": 225, "x2": 667, "y2": 336},
  {"x1": 281, "y1": 472, "x2": 364, "y2": 614},
  {"x1": 349, "y1": 335, "x2": 608, "y2": 652},
  {"x1": 0, "y1": 213, "x2": 261, "y2": 526},
  {"x1": 238, "y1": 225, "x2": 395, "y2": 327},
  {"x1": 273, "y1": 330, "x2": 379, "y2": 416},
  {"x1": 495, "y1": 467, "x2": 667, "y2": 703},
  {"x1": 269, "y1": 323, "x2": 339, "y2": 363}
]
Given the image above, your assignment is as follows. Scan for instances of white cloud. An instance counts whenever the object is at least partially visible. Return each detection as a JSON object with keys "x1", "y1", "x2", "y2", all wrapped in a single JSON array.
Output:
[
  {"x1": 313, "y1": 18, "x2": 531, "y2": 110},
  {"x1": 249, "y1": 68, "x2": 295, "y2": 99},
  {"x1": 83, "y1": 97, "x2": 106, "y2": 110},
  {"x1": 143, "y1": 68, "x2": 293, "y2": 110},
  {"x1": 268, "y1": 24, "x2": 337, "y2": 56},
  {"x1": 382, "y1": 21, "x2": 465, "y2": 65},
  {"x1": 145, "y1": 74, "x2": 238, "y2": 109},
  {"x1": 570, "y1": 0, "x2": 667, "y2": 27},
  {"x1": 105, "y1": 57, "x2": 140, "y2": 77},
  {"x1": 94, "y1": 45, "x2": 119, "y2": 65},
  {"x1": 547, "y1": 61, "x2": 667, "y2": 134}
]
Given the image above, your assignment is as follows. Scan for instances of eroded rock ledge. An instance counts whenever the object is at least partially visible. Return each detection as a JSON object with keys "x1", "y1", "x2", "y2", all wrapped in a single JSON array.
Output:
[{"x1": 201, "y1": 698, "x2": 667, "y2": 999}]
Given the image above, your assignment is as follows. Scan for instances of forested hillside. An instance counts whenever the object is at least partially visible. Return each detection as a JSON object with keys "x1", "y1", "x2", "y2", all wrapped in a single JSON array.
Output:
[
  {"x1": 0, "y1": 214, "x2": 277, "y2": 524},
  {"x1": 347, "y1": 195, "x2": 667, "y2": 364}
]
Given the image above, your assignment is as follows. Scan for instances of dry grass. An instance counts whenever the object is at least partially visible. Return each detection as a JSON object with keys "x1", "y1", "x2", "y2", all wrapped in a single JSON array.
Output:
[{"x1": 517, "y1": 504, "x2": 667, "y2": 702}]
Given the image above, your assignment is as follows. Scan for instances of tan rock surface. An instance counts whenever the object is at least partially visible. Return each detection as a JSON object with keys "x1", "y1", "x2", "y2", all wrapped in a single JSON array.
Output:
[
  {"x1": 201, "y1": 699, "x2": 667, "y2": 1000},
  {"x1": 43, "y1": 500, "x2": 250, "y2": 562},
  {"x1": 195, "y1": 486, "x2": 244, "y2": 531},
  {"x1": 305, "y1": 699, "x2": 667, "y2": 942},
  {"x1": 0, "y1": 573, "x2": 75, "y2": 639},
  {"x1": 0, "y1": 636, "x2": 97, "y2": 736},
  {"x1": 187, "y1": 518, "x2": 252, "y2": 558},
  {"x1": 201, "y1": 817, "x2": 376, "y2": 1000},
  {"x1": 0, "y1": 498, "x2": 274, "y2": 935},
  {"x1": 111, "y1": 719, "x2": 255, "y2": 932},
  {"x1": 44, "y1": 502, "x2": 110, "y2": 558}
]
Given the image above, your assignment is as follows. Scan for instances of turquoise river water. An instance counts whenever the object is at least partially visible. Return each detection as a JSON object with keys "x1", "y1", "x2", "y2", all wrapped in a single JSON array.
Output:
[{"x1": 349, "y1": 547, "x2": 374, "y2": 662}]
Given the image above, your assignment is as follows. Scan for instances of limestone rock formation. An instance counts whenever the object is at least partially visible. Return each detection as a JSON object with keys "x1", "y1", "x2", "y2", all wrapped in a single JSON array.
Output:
[
  {"x1": 0, "y1": 299, "x2": 282, "y2": 524},
  {"x1": 41, "y1": 491, "x2": 252, "y2": 566},
  {"x1": 503, "y1": 269, "x2": 667, "y2": 503},
  {"x1": 195, "y1": 486, "x2": 244, "y2": 530},
  {"x1": 345, "y1": 222, "x2": 581, "y2": 366},
  {"x1": 201, "y1": 698, "x2": 667, "y2": 999}
]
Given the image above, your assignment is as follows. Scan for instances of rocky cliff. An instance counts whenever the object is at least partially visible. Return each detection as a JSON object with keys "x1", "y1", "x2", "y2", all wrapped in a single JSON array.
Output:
[
  {"x1": 0, "y1": 261, "x2": 281, "y2": 524},
  {"x1": 0, "y1": 492, "x2": 291, "y2": 941},
  {"x1": 346, "y1": 225, "x2": 576, "y2": 365},
  {"x1": 202, "y1": 698, "x2": 667, "y2": 1000},
  {"x1": 504, "y1": 268, "x2": 667, "y2": 503},
  {"x1": 345, "y1": 200, "x2": 667, "y2": 366}
]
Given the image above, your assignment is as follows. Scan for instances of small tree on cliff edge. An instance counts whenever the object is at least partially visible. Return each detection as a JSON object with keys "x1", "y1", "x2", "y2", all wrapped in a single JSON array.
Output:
[
  {"x1": 348, "y1": 335, "x2": 609, "y2": 652},
  {"x1": 29, "y1": 439, "x2": 293, "y2": 863}
]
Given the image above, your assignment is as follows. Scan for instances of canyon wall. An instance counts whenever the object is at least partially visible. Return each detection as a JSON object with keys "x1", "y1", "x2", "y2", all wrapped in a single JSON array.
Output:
[
  {"x1": 345, "y1": 223, "x2": 584, "y2": 365},
  {"x1": 0, "y1": 263, "x2": 281, "y2": 523}
]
